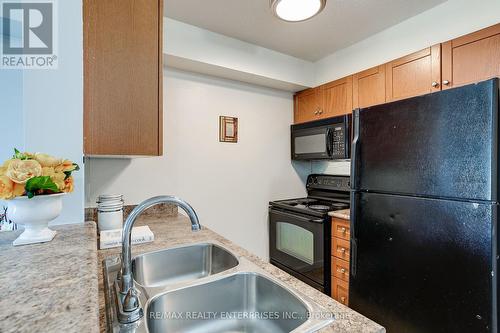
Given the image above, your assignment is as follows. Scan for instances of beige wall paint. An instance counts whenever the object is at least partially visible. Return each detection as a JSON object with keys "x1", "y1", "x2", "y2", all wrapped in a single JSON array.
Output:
[{"x1": 85, "y1": 68, "x2": 307, "y2": 259}]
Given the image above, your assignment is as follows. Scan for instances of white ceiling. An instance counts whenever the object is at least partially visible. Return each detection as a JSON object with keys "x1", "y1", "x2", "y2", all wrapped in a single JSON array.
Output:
[{"x1": 164, "y1": 0, "x2": 447, "y2": 61}]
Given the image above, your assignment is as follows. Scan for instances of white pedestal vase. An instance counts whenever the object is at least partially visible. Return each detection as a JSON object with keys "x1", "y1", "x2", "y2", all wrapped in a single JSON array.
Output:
[{"x1": 7, "y1": 193, "x2": 64, "y2": 246}]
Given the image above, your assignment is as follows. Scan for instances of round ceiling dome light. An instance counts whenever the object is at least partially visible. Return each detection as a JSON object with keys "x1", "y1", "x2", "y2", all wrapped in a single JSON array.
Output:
[{"x1": 271, "y1": 0, "x2": 327, "y2": 22}]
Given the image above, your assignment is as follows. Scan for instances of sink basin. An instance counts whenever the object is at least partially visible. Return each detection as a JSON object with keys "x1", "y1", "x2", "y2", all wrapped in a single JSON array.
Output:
[
  {"x1": 132, "y1": 243, "x2": 239, "y2": 288},
  {"x1": 146, "y1": 272, "x2": 310, "y2": 333}
]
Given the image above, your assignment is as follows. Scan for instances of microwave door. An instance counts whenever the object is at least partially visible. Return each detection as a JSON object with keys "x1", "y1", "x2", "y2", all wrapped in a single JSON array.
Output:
[{"x1": 292, "y1": 127, "x2": 330, "y2": 160}]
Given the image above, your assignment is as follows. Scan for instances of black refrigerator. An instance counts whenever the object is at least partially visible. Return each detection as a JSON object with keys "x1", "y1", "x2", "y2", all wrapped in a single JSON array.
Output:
[{"x1": 350, "y1": 78, "x2": 499, "y2": 333}]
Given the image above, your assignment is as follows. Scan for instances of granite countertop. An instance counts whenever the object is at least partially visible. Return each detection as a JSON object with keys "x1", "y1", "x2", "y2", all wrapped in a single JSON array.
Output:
[
  {"x1": 0, "y1": 222, "x2": 99, "y2": 333},
  {"x1": 98, "y1": 215, "x2": 384, "y2": 333},
  {"x1": 328, "y1": 208, "x2": 350, "y2": 220}
]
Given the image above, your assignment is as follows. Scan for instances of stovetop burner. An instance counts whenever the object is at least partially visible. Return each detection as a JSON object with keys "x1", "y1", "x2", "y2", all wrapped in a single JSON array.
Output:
[
  {"x1": 269, "y1": 174, "x2": 350, "y2": 218},
  {"x1": 308, "y1": 204, "x2": 331, "y2": 211},
  {"x1": 270, "y1": 197, "x2": 349, "y2": 217},
  {"x1": 330, "y1": 202, "x2": 349, "y2": 210}
]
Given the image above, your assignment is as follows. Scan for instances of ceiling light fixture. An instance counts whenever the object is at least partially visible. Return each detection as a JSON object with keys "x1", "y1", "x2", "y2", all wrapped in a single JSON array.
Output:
[{"x1": 270, "y1": 0, "x2": 327, "y2": 23}]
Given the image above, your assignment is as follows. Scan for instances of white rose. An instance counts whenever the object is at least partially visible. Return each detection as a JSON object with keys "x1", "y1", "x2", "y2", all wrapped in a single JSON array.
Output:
[
  {"x1": 5, "y1": 159, "x2": 42, "y2": 184},
  {"x1": 34, "y1": 153, "x2": 62, "y2": 168}
]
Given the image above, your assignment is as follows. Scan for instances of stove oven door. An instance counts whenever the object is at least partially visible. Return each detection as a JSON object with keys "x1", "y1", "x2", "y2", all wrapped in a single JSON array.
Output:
[{"x1": 269, "y1": 208, "x2": 326, "y2": 292}]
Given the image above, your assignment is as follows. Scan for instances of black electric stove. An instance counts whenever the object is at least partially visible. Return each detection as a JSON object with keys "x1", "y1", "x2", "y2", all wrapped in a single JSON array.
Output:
[{"x1": 269, "y1": 174, "x2": 350, "y2": 294}]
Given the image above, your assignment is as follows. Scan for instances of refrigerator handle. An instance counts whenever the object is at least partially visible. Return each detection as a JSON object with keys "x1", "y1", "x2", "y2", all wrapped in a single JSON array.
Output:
[
  {"x1": 350, "y1": 109, "x2": 360, "y2": 187},
  {"x1": 349, "y1": 109, "x2": 360, "y2": 278},
  {"x1": 350, "y1": 191, "x2": 357, "y2": 277}
]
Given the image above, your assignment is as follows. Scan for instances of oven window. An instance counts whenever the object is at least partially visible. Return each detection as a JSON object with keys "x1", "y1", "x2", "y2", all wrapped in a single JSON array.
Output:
[
  {"x1": 276, "y1": 222, "x2": 314, "y2": 265},
  {"x1": 294, "y1": 134, "x2": 326, "y2": 154}
]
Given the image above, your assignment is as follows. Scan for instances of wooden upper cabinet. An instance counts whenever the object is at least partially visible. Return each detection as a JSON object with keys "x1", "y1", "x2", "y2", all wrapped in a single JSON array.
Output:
[
  {"x1": 294, "y1": 87, "x2": 324, "y2": 123},
  {"x1": 442, "y1": 23, "x2": 500, "y2": 90},
  {"x1": 352, "y1": 65, "x2": 386, "y2": 109},
  {"x1": 323, "y1": 76, "x2": 353, "y2": 118},
  {"x1": 293, "y1": 24, "x2": 500, "y2": 124},
  {"x1": 385, "y1": 45, "x2": 441, "y2": 102},
  {"x1": 84, "y1": 0, "x2": 163, "y2": 156}
]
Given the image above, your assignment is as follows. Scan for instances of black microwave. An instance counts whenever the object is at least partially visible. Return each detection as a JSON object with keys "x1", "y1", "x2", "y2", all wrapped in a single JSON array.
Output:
[{"x1": 291, "y1": 115, "x2": 351, "y2": 160}]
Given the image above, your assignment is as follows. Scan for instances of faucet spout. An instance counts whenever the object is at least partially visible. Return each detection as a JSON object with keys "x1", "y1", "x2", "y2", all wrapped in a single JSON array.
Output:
[{"x1": 118, "y1": 195, "x2": 201, "y2": 320}]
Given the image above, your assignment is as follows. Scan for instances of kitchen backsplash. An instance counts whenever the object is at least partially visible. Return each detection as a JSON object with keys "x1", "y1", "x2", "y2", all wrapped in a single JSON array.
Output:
[
  {"x1": 312, "y1": 161, "x2": 350, "y2": 176},
  {"x1": 292, "y1": 160, "x2": 350, "y2": 185},
  {"x1": 85, "y1": 203, "x2": 178, "y2": 222}
]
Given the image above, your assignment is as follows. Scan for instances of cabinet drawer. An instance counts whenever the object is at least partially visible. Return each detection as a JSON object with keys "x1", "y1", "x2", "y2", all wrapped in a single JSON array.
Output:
[
  {"x1": 332, "y1": 278, "x2": 349, "y2": 306},
  {"x1": 332, "y1": 237, "x2": 350, "y2": 261},
  {"x1": 331, "y1": 256, "x2": 350, "y2": 282},
  {"x1": 332, "y1": 218, "x2": 350, "y2": 240}
]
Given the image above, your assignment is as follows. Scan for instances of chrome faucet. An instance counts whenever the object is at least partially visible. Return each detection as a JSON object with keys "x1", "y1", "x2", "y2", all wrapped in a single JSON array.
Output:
[{"x1": 116, "y1": 196, "x2": 201, "y2": 323}]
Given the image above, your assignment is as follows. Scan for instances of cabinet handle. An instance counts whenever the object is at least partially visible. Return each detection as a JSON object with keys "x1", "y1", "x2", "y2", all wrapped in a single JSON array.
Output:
[
  {"x1": 443, "y1": 80, "x2": 450, "y2": 86},
  {"x1": 319, "y1": 109, "x2": 323, "y2": 115},
  {"x1": 338, "y1": 247, "x2": 346, "y2": 253},
  {"x1": 338, "y1": 226, "x2": 347, "y2": 234},
  {"x1": 314, "y1": 109, "x2": 319, "y2": 115},
  {"x1": 340, "y1": 296, "x2": 346, "y2": 303},
  {"x1": 431, "y1": 81, "x2": 439, "y2": 88},
  {"x1": 337, "y1": 267, "x2": 346, "y2": 274}
]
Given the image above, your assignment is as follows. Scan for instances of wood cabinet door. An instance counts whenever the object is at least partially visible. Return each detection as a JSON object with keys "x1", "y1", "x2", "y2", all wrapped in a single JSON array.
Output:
[
  {"x1": 386, "y1": 45, "x2": 441, "y2": 102},
  {"x1": 294, "y1": 87, "x2": 323, "y2": 123},
  {"x1": 323, "y1": 76, "x2": 353, "y2": 118},
  {"x1": 352, "y1": 66, "x2": 386, "y2": 109},
  {"x1": 84, "y1": 0, "x2": 163, "y2": 156},
  {"x1": 332, "y1": 278, "x2": 349, "y2": 306},
  {"x1": 442, "y1": 24, "x2": 500, "y2": 90},
  {"x1": 331, "y1": 256, "x2": 350, "y2": 282},
  {"x1": 332, "y1": 237, "x2": 350, "y2": 261},
  {"x1": 332, "y1": 218, "x2": 350, "y2": 240}
]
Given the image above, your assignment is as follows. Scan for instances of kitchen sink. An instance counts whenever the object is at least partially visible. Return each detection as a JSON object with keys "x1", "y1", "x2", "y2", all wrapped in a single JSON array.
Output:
[
  {"x1": 103, "y1": 242, "x2": 334, "y2": 332},
  {"x1": 146, "y1": 272, "x2": 312, "y2": 333},
  {"x1": 133, "y1": 243, "x2": 239, "y2": 288}
]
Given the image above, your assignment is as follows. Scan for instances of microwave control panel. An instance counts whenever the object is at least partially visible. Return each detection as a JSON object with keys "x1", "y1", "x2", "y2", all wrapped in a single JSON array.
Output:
[{"x1": 331, "y1": 126, "x2": 346, "y2": 158}]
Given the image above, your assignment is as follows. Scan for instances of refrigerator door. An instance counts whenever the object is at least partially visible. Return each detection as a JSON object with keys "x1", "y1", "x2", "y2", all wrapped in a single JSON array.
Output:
[
  {"x1": 351, "y1": 78, "x2": 499, "y2": 201},
  {"x1": 350, "y1": 192, "x2": 497, "y2": 333}
]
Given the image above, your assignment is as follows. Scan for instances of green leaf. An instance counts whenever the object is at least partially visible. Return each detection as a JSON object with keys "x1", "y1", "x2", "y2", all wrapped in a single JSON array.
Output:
[
  {"x1": 25, "y1": 176, "x2": 60, "y2": 198},
  {"x1": 63, "y1": 163, "x2": 80, "y2": 179},
  {"x1": 13, "y1": 148, "x2": 29, "y2": 160}
]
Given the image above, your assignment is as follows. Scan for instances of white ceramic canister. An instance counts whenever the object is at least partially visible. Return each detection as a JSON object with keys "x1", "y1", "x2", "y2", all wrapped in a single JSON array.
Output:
[{"x1": 97, "y1": 194, "x2": 124, "y2": 231}]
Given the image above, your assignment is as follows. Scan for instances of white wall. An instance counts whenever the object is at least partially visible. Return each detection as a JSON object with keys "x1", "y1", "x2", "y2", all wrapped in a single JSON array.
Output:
[
  {"x1": 22, "y1": 0, "x2": 84, "y2": 224},
  {"x1": 315, "y1": 0, "x2": 500, "y2": 84},
  {"x1": 85, "y1": 68, "x2": 307, "y2": 259},
  {"x1": 0, "y1": 68, "x2": 23, "y2": 162},
  {"x1": 0, "y1": 21, "x2": 24, "y2": 164},
  {"x1": 164, "y1": 18, "x2": 315, "y2": 90},
  {"x1": 0, "y1": 0, "x2": 84, "y2": 225}
]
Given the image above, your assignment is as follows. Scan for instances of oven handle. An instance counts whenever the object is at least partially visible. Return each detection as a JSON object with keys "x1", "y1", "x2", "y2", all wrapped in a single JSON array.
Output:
[{"x1": 270, "y1": 209, "x2": 324, "y2": 224}]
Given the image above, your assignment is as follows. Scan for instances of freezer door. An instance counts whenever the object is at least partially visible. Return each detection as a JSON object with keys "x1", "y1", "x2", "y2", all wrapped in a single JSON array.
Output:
[
  {"x1": 350, "y1": 192, "x2": 497, "y2": 333},
  {"x1": 351, "y1": 78, "x2": 499, "y2": 201}
]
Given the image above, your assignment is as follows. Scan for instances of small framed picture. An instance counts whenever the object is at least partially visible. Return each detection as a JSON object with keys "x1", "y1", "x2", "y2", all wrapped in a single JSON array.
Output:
[{"x1": 219, "y1": 116, "x2": 238, "y2": 143}]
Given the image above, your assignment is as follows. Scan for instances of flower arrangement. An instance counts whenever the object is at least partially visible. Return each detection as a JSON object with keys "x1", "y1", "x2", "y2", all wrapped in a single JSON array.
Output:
[{"x1": 0, "y1": 149, "x2": 79, "y2": 200}]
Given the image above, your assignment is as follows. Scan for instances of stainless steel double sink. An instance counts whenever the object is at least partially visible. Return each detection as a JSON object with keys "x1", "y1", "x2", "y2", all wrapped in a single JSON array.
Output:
[{"x1": 103, "y1": 242, "x2": 334, "y2": 332}]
